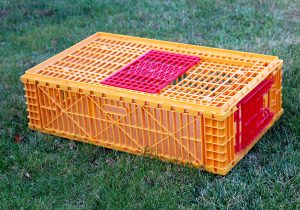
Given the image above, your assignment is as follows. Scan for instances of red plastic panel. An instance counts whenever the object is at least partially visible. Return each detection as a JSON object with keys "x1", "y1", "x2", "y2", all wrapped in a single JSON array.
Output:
[
  {"x1": 101, "y1": 50, "x2": 200, "y2": 93},
  {"x1": 234, "y1": 79, "x2": 274, "y2": 153}
]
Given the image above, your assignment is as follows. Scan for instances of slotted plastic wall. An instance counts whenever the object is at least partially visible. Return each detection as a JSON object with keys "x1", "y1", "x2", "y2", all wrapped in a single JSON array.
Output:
[
  {"x1": 36, "y1": 85, "x2": 204, "y2": 163},
  {"x1": 21, "y1": 33, "x2": 283, "y2": 175}
]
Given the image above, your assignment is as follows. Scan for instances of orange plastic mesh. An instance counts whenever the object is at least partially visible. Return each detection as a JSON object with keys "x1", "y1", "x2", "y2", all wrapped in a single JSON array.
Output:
[{"x1": 31, "y1": 34, "x2": 275, "y2": 109}]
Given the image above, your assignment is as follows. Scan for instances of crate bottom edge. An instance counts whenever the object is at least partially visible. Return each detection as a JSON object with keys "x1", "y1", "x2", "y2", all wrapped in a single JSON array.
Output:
[{"x1": 27, "y1": 109, "x2": 283, "y2": 175}]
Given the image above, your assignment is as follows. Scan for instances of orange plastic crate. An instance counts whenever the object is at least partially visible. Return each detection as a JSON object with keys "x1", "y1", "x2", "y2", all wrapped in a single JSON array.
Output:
[{"x1": 20, "y1": 33, "x2": 283, "y2": 175}]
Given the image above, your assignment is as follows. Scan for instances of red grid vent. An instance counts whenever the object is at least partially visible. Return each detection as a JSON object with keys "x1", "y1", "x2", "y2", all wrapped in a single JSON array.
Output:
[{"x1": 101, "y1": 50, "x2": 200, "y2": 93}]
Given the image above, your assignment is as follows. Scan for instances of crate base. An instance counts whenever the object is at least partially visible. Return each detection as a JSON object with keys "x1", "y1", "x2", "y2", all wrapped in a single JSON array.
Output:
[{"x1": 28, "y1": 109, "x2": 283, "y2": 175}]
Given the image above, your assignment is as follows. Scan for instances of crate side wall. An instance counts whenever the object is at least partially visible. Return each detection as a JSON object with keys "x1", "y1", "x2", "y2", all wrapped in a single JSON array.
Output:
[{"x1": 32, "y1": 83, "x2": 206, "y2": 166}]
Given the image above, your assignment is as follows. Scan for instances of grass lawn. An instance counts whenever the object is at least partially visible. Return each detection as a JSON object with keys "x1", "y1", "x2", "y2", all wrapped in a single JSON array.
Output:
[{"x1": 0, "y1": 0, "x2": 299, "y2": 209}]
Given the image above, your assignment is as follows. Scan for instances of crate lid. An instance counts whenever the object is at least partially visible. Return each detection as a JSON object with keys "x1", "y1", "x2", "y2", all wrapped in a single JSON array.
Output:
[{"x1": 21, "y1": 32, "x2": 281, "y2": 115}]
